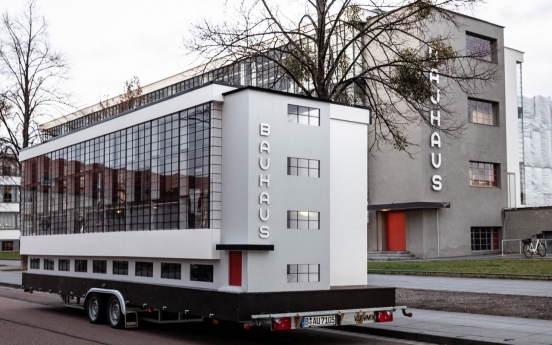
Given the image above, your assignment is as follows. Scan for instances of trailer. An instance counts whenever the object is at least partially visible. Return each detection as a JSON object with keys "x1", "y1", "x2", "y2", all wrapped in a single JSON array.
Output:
[{"x1": 20, "y1": 82, "x2": 410, "y2": 330}]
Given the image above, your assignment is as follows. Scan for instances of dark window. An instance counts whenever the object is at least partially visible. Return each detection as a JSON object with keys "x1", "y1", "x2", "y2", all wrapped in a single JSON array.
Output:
[
  {"x1": 113, "y1": 261, "x2": 128, "y2": 275},
  {"x1": 287, "y1": 105, "x2": 320, "y2": 126},
  {"x1": 469, "y1": 162, "x2": 499, "y2": 187},
  {"x1": 135, "y1": 261, "x2": 153, "y2": 277},
  {"x1": 190, "y1": 264, "x2": 213, "y2": 282},
  {"x1": 468, "y1": 99, "x2": 496, "y2": 126},
  {"x1": 466, "y1": 33, "x2": 497, "y2": 62},
  {"x1": 75, "y1": 260, "x2": 87, "y2": 273},
  {"x1": 0, "y1": 186, "x2": 19, "y2": 203},
  {"x1": 287, "y1": 264, "x2": 320, "y2": 283},
  {"x1": 287, "y1": 211, "x2": 320, "y2": 229},
  {"x1": 44, "y1": 259, "x2": 54, "y2": 271},
  {"x1": 287, "y1": 158, "x2": 320, "y2": 178},
  {"x1": 59, "y1": 259, "x2": 70, "y2": 271},
  {"x1": 161, "y1": 263, "x2": 181, "y2": 280},
  {"x1": 471, "y1": 227, "x2": 500, "y2": 251},
  {"x1": 519, "y1": 162, "x2": 526, "y2": 205},
  {"x1": 30, "y1": 258, "x2": 40, "y2": 269},
  {"x1": 93, "y1": 260, "x2": 107, "y2": 274},
  {"x1": 1, "y1": 241, "x2": 14, "y2": 251}
]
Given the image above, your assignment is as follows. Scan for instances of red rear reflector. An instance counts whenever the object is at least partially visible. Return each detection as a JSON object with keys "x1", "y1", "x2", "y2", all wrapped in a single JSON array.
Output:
[
  {"x1": 376, "y1": 311, "x2": 393, "y2": 323},
  {"x1": 272, "y1": 317, "x2": 292, "y2": 331}
]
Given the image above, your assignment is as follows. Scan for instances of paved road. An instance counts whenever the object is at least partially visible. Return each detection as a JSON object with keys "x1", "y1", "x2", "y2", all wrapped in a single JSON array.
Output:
[
  {"x1": 0, "y1": 271, "x2": 21, "y2": 286},
  {"x1": 368, "y1": 274, "x2": 552, "y2": 297},
  {"x1": 0, "y1": 287, "x2": 429, "y2": 345},
  {"x1": 0, "y1": 259, "x2": 20, "y2": 266}
]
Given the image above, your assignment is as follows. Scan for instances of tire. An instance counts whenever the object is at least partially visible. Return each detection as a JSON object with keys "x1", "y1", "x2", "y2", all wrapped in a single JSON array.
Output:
[
  {"x1": 537, "y1": 242, "x2": 547, "y2": 257},
  {"x1": 523, "y1": 244, "x2": 533, "y2": 258},
  {"x1": 86, "y1": 293, "x2": 106, "y2": 324},
  {"x1": 107, "y1": 295, "x2": 125, "y2": 329}
]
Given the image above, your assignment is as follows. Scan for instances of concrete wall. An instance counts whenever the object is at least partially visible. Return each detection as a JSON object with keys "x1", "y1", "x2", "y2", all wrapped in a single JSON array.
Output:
[
  {"x1": 368, "y1": 14, "x2": 508, "y2": 258},
  {"x1": 504, "y1": 207, "x2": 552, "y2": 252}
]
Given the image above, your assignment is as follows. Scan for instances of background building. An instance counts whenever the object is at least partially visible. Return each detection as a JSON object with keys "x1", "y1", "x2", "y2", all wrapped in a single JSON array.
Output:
[{"x1": 0, "y1": 159, "x2": 20, "y2": 252}]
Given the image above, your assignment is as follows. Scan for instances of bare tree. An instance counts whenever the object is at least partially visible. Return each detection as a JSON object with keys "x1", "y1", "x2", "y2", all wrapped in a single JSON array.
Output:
[
  {"x1": 96, "y1": 76, "x2": 144, "y2": 118},
  {"x1": 0, "y1": 0, "x2": 70, "y2": 159},
  {"x1": 184, "y1": 0, "x2": 499, "y2": 152}
]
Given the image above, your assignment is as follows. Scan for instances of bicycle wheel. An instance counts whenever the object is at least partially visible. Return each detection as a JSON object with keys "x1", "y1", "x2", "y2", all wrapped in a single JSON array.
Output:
[
  {"x1": 537, "y1": 242, "x2": 547, "y2": 257},
  {"x1": 523, "y1": 244, "x2": 533, "y2": 258}
]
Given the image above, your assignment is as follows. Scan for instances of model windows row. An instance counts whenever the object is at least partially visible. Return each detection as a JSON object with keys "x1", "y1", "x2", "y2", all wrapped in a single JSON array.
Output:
[
  {"x1": 287, "y1": 158, "x2": 320, "y2": 178},
  {"x1": 287, "y1": 104, "x2": 320, "y2": 126},
  {"x1": 0, "y1": 186, "x2": 20, "y2": 203},
  {"x1": 20, "y1": 102, "x2": 222, "y2": 236},
  {"x1": 28, "y1": 258, "x2": 214, "y2": 282},
  {"x1": 287, "y1": 264, "x2": 320, "y2": 283}
]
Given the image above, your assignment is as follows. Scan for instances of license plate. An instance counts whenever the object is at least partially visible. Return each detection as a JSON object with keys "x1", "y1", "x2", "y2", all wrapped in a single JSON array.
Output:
[{"x1": 301, "y1": 315, "x2": 336, "y2": 327}]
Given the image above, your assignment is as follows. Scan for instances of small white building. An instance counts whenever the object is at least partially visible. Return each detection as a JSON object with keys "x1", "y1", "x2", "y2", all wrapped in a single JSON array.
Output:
[{"x1": 0, "y1": 161, "x2": 20, "y2": 253}]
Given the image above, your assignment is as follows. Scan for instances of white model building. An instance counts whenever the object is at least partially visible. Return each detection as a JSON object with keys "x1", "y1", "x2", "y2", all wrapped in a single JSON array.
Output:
[{"x1": 21, "y1": 83, "x2": 389, "y2": 327}]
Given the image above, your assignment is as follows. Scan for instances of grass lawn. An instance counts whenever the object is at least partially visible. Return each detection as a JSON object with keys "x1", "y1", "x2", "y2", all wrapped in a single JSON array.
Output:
[
  {"x1": 368, "y1": 259, "x2": 552, "y2": 276},
  {"x1": 0, "y1": 252, "x2": 21, "y2": 260}
]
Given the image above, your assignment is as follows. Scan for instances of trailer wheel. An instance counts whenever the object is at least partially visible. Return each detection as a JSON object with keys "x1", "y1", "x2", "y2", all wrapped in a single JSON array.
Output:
[
  {"x1": 107, "y1": 295, "x2": 125, "y2": 328},
  {"x1": 86, "y1": 293, "x2": 106, "y2": 324}
]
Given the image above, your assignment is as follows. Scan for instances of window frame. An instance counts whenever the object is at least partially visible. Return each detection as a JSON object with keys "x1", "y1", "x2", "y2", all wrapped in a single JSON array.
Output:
[
  {"x1": 135, "y1": 261, "x2": 153, "y2": 277},
  {"x1": 287, "y1": 211, "x2": 320, "y2": 230},
  {"x1": 1, "y1": 241, "x2": 14, "y2": 251},
  {"x1": 287, "y1": 157, "x2": 320, "y2": 178},
  {"x1": 75, "y1": 260, "x2": 88, "y2": 273},
  {"x1": 468, "y1": 98, "x2": 498, "y2": 126},
  {"x1": 466, "y1": 32, "x2": 498, "y2": 63},
  {"x1": 287, "y1": 104, "x2": 320, "y2": 126},
  {"x1": 92, "y1": 260, "x2": 107, "y2": 274},
  {"x1": 469, "y1": 161, "x2": 499, "y2": 188},
  {"x1": 113, "y1": 261, "x2": 129, "y2": 275},
  {"x1": 161, "y1": 263, "x2": 181, "y2": 280},
  {"x1": 30, "y1": 258, "x2": 40, "y2": 269},
  {"x1": 471, "y1": 227, "x2": 500, "y2": 251},
  {"x1": 287, "y1": 264, "x2": 320, "y2": 283},
  {"x1": 58, "y1": 259, "x2": 70, "y2": 271},
  {"x1": 190, "y1": 264, "x2": 214, "y2": 282},
  {"x1": 44, "y1": 258, "x2": 54, "y2": 271}
]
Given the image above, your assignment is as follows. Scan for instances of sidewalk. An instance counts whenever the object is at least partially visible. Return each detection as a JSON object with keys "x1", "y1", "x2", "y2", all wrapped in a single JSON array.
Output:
[
  {"x1": 368, "y1": 274, "x2": 552, "y2": 297},
  {"x1": 353, "y1": 308, "x2": 552, "y2": 345},
  {"x1": 0, "y1": 260, "x2": 21, "y2": 288}
]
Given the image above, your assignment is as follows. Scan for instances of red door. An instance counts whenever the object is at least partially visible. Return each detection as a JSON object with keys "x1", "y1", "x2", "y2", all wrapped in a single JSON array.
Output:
[
  {"x1": 386, "y1": 211, "x2": 406, "y2": 251},
  {"x1": 229, "y1": 251, "x2": 242, "y2": 286}
]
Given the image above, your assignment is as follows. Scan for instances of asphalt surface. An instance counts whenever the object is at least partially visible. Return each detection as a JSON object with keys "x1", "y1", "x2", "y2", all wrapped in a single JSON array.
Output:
[{"x1": 0, "y1": 286, "x2": 430, "y2": 345}]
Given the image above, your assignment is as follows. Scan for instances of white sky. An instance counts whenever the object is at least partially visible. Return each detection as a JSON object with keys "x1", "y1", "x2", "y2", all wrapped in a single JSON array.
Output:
[{"x1": 0, "y1": 0, "x2": 550, "y2": 112}]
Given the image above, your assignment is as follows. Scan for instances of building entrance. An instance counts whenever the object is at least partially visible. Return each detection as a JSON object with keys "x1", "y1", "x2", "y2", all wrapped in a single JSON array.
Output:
[{"x1": 386, "y1": 211, "x2": 406, "y2": 251}]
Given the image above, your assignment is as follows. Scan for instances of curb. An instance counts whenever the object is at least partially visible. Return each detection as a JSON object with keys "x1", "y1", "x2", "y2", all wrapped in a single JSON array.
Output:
[
  {"x1": 339, "y1": 325, "x2": 504, "y2": 345},
  {"x1": 0, "y1": 282, "x2": 20, "y2": 289}
]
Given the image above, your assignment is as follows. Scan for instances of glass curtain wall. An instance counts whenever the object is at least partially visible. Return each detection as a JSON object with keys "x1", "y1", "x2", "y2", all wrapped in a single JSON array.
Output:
[{"x1": 21, "y1": 102, "x2": 220, "y2": 236}]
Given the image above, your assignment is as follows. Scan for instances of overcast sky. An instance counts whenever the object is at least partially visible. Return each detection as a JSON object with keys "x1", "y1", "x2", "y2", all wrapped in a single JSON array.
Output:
[{"x1": 0, "y1": 0, "x2": 550, "y2": 111}]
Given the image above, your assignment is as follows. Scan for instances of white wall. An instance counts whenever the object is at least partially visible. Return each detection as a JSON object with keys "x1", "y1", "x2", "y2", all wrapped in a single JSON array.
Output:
[
  {"x1": 504, "y1": 47, "x2": 525, "y2": 208},
  {"x1": 329, "y1": 104, "x2": 369, "y2": 286}
]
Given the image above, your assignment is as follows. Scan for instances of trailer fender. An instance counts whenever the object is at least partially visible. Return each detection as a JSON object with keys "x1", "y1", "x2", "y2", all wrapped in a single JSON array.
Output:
[{"x1": 84, "y1": 288, "x2": 127, "y2": 315}]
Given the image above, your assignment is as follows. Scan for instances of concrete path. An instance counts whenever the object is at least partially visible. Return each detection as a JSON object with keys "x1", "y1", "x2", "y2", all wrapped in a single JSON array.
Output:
[
  {"x1": 357, "y1": 308, "x2": 552, "y2": 345},
  {"x1": 0, "y1": 259, "x2": 19, "y2": 266},
  {"x1": 0, "y1": 271, "x2": 21, "y2": 286},
  {"x1": 368, "y1": 274, "x2": 552, "y2": 297}
]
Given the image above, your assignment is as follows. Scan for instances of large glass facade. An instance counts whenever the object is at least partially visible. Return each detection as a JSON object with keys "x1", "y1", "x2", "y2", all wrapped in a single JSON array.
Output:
[{"x1": 21, "y1": 102, "x2": 222, "y2": 236}]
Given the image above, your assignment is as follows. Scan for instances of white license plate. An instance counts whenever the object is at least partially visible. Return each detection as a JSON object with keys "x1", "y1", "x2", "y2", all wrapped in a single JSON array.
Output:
[{"x1": 301, "y1": 315, "x2": 336, "y2": 327}]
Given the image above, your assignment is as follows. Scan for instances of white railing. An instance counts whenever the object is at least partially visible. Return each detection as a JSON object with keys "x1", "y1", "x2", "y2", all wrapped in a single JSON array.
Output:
[{"x1": 501, "y1": 239, "x2": 522, "y2": 256}]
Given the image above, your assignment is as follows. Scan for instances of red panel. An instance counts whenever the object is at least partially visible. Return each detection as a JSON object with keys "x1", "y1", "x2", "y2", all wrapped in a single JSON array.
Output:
[
  {"x1": 229, "y1": 251, "x2": 242, "y2": 286},
  {"x1": 386, "y1": 211, "x2": 406, "y2": 251}
]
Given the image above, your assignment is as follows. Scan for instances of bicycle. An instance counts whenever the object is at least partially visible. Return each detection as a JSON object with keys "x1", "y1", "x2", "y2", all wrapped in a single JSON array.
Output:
[{"x1": 522, "y1": 234, "x2": 547, "y2": 258}]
